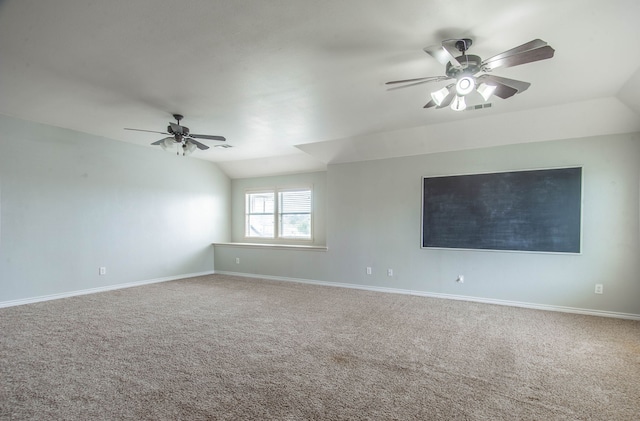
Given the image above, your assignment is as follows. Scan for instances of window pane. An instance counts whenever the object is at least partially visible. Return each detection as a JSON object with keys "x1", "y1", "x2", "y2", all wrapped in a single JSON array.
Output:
[
  {"x1": 280, "y1": 214, "x2": 311, "y2": 238},
  {"x1": 247, "y1": 192, "x2": 274, "y2": 213},
  {"x1": 279, "y1": 189, "x2": 311, "y2": 239},
  {"x1": 246, "y1": 214, "x2": 274, "y2": 238},
  {"x1": 279, "y1": 190, "x2": 311, "y2": 213},
  {"x1": 246, "y1": 192, "x2": 275, "y2": 238}
]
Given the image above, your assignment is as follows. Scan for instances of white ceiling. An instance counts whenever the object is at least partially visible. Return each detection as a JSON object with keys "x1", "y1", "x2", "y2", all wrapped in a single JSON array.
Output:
[{"x1": 1, "y1": 0, "x2": 639, "y2": 178}]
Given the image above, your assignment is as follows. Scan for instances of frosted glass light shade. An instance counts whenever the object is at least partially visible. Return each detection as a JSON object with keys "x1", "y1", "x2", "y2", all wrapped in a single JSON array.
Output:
[
  {"x1": 183, "y1": 141, "x2": 197, "y2": 156},
  {"x1": 450, "y1": 95, "x2": 466, "y2": 111},
  {"x1": 160, "y1": 137, "x2": 175, "y2": 152},
  {"x1": 430, "y1": 86, "x2": 450, "y2": 106},
  {"x1": 477, "y1": 83, "x2": 497, "y2": 101}
]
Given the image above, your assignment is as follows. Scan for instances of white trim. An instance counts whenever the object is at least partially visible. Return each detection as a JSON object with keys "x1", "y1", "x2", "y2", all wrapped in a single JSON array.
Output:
[
  {"x1": 0, "y1": 270, "x2": 216, "y2": 308},
  {"x1": 6, "y1": 269, "x2": 637, "y2": 321},
  {"x1": 215, "y1": 271, "x2": 640, "y2": 321}
]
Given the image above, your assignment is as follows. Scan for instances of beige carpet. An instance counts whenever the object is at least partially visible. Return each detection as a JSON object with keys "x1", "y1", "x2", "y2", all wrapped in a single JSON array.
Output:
[{"x1": 1, "y1": 274, "x2": 639, "y2": 420}]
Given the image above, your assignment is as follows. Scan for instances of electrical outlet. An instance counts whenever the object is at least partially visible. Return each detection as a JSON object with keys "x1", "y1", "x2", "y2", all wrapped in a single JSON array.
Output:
[
  {"x1": 235, "y1": 257, "x2": 240, "y2": 264},
  {"x1": 387, "y1": 269, "x2": 393, "y2": 277},
  {"x1": 595, "y1": 284, "x2": 603, "y2": 294},
  {"x1": 99, "y1": 267, "x2": 106, "y2": 276},
  {"x1": 456, "y1": 275, "x2": 464, "y2": 283},
  {"x1": 366, "y1": 267, "x2": 372, "y2": 275}
]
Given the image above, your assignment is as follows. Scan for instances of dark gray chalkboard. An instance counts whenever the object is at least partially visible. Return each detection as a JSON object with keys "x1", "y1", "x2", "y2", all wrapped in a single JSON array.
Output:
[{"x1": 422, "y1": 167, "x2": 582, "y2": 253}]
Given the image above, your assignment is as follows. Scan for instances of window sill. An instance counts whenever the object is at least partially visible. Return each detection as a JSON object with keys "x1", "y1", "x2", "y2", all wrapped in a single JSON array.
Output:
[{"x1": 212, "y1": 242, "x2": 328, "y2": 251}]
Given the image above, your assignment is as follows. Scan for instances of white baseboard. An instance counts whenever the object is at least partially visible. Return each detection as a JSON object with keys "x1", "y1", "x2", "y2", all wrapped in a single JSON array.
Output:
[
  {"x1": 0, "y1": 271, "x2": 216, "y2": 308},
  {"x1": 6, "y1": 270, "x2": 638, "y2": 321},
  {"x1": 215, "y1": 271, "x2": 640, "y2": 321}
]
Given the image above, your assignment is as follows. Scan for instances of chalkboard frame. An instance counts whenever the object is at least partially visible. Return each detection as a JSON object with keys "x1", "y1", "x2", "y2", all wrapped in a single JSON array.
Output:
[{"x1": 421, "y1": 167, "x2": 583, "y2": 253}]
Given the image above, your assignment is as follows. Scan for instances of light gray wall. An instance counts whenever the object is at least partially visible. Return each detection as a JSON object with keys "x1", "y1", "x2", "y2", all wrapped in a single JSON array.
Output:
[
  {"x1": 214, "y1": 245, "x2": 330, "y2": 282},
  {"x1": 217, "y1": 132, "x2": 640, "y2": 315},
  {"x1": 0, "y1": 114, "x2": 230, "y2": 302}
]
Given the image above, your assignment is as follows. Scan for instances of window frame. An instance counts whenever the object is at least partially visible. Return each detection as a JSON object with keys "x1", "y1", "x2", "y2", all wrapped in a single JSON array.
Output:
[{"x1": 244, "y1": 186, "x2": 313, "y2": 243}]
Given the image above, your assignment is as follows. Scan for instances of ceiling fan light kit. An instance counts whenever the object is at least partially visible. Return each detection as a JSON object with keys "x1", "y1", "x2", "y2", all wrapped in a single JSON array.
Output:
[
  {"x1": 124, "y1": 114, "x2": 228, "y2": 156},
  {"x1": 387, "y1": 38, "x2": 555, "y2": 111}
]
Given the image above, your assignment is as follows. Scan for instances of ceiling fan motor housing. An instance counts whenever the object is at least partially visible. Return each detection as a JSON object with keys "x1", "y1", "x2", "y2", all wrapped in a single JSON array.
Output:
[
  {"x1": 446, "y1": 54, "x2": 482, "y2": 79},
  {"x1": 455, "y1": 38, "x2": 473, "y2": 52}
]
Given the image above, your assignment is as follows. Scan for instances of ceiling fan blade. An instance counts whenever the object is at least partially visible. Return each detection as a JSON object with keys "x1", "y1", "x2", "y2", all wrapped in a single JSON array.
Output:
[
  {"x1": 151, "y1": 137, "x2": 174, "y2": 145},
  {"x1": 124, "y1": 128, "x2": 170, "y2": 135},
  {"x1": 488, "y1": 81, "x2": 519, "y2": 99},
  {"x1": 483, "y1": 39, "x2": 547, "y2": 63},
  {"x1": 386, "y1": 76, "x2": 451, "y2": 91},
  {"x1": 169, "y1": 122, "x2": 186, "y2": 135},
  {"x1": 477, "y1": 74, "x2": 531, "y2": 93},
  {"x1": 386, "y1": 76, "x2": 449, "y2": 85},
  {"x1": 482, "y1": 45, "x2": 554, "y2": 71},
  {"x1": 190, "y1": 134, "x2": 226, "y2": 141},
  {"x1": 423, "y1": 44, "x2": 462, "y2": 69},
  {"x1": 423, "y1": 99, "x2": 436, "y2": 108},
  {"x1": 188, "y1": 139, "x2": 210, "y2": 150}
]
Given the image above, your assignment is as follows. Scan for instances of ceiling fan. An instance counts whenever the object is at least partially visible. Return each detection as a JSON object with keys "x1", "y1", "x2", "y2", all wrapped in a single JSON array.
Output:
[
  {"x1": 125, "y1": 114, "x2": 227, "y2": 156},
  {"x1": 386, "y1": 38, "x2": 555, "y2": 111}
]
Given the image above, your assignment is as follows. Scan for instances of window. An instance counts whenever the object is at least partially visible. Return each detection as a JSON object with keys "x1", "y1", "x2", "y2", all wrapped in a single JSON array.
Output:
[{"x1": 245, "y1": 188, "x2": 312, "y2": 240}]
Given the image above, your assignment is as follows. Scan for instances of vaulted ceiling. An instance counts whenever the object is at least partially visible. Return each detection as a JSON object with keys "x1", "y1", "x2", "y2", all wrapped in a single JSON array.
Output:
[{"x1": 1, "y1": 0, "x2": 639, "y2": 178}]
